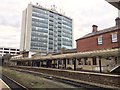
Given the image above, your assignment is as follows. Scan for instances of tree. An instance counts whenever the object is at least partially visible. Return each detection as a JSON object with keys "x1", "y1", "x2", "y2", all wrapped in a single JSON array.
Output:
[{"x1": 2, "y1": 54, "x2": 12, "y2": 66}]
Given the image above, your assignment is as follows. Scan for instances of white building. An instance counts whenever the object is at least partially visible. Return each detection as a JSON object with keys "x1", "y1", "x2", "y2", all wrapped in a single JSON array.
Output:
[
  {"x1": 20, "y1": 3, "x2": 73, "y2": 57},
  {"x1": 0, "y1": 47, "x2": 20, "y2": 56}
]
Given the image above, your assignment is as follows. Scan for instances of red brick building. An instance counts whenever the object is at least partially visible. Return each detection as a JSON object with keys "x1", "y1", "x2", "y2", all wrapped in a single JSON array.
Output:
[{"x1": 76, "y1": 17, "x2": 120, "y2": 52}]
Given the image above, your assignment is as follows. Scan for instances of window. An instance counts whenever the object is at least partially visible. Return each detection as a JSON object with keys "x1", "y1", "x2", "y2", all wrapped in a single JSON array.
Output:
[
  {"x1": 59, "y1": 60, "x2": 62, "y2": 64},
  {"x1": 72, "y1": 59, "x2": 75, "y2": 65},
  {"x1": 87, "y1": 61, "x2": 91, "y2": 65},
  {"x1": 112, "y1": 33, "x2": 117, "y2": 43},
  {"x1": 78, "y1": 58, "x2": 83, "y2": 65},
  {"x1": 97, "y1": 36, "x2": 102, "y2": 45},
  {"x1": 84, "y1": 57, "x2": 88, "y2": 65},
  {"x1": 4, "y1": 48, "x2": 9, "y2": 50},
  {"x1": 67, "y1": 59, "x2": 70, "y2": 64},
  {"x1": 0, "y1": 48, "x2": 3, "y2": 50}
]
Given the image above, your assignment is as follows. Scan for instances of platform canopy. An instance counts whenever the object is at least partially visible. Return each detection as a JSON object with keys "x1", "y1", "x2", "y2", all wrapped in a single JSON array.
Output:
[
  {"x1": 106, "y1": 0, "x2": 120, "y2": 10},
  {"x1": 10, "y1": 48, "x2": 119, "y2": 61}
]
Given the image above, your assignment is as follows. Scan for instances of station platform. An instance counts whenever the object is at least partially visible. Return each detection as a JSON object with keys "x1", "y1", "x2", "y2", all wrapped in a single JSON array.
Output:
[{"x1": 0, "y1": 78, "x2": 11, "y2": 90}]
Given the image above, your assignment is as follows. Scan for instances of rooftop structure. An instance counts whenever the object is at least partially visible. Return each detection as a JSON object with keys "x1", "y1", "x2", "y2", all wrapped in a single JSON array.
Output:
[{"x1": 0, "y1": 47, "x2": 20, "y2": 56}]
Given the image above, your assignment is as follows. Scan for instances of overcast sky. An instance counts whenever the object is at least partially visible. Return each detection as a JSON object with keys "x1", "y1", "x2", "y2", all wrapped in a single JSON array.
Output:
[{"x1": 0, "y1": 0, "x2": 118, "y2": 49}]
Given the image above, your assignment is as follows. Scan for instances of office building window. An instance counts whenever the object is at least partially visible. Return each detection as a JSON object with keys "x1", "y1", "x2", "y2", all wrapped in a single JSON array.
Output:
[
  {"x1": 111, "y1": 33, "x2": 117, "y2": 43},
  {"x1": 97, "y1": 36, "x2": 102, "y2": 45}
]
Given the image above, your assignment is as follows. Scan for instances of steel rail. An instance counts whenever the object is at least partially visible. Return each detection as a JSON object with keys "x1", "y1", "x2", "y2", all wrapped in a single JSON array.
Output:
[
  {"x1": 10, "y1": 67, "x2": 114, "y2": 90},
  {"x1": 2, "y1": 74, "x2": 27, "y2": 90}
]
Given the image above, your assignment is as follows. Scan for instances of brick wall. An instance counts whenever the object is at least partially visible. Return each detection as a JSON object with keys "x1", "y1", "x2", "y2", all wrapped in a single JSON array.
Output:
[{"x1": 76, "y1": 30, "x2": 120, "y2": 52}]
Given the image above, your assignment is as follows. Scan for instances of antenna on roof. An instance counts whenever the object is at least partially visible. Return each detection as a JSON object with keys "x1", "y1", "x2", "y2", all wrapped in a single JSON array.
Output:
[
  {"x1": 59, "y1": 8, "x2": 65, "y2": 15},
  {"x1": 36, "y1": 2, "x2": 38, "y2": 5},
  {"x1": 38, "y1": 3, "x2": 42, "y2": 8},
  {"x1": 51, "y1": 5, "x2": 57, "y2": 11}
]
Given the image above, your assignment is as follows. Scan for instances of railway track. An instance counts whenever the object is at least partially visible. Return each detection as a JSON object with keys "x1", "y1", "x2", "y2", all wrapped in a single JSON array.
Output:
[
  {"x1": 10, "y1": 67, "x2": 113, "y2": 90},
  {"x1": 2, "y1": 74, "x2": 27, "y2": 90}
]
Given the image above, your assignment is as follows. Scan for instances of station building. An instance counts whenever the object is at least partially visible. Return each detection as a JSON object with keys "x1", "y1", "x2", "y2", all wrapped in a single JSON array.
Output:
[
  {"x1": 73, "y1": 0, "x2": 120, "y2": 72},
  {"x1": 10, "y1": 1, "x2": 120, "y2": 73},
  {"x1": 76, "y1": 17, "x2": 120, "y2": 72},
  {"x1": 76, "y1": 18, "x2": 120, "y2": 52},
  {"x1": 11, "y1": 18, "x2": 120, "y2": 73}
]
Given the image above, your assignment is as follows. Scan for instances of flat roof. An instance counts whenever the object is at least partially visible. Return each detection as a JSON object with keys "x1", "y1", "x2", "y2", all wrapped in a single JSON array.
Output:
[
  {"x1": 11, "y1": 48, "x2": 119, "y2": 61},
  {"x1": 30, "y1": 3, "x2": 72, "y2": 20}
]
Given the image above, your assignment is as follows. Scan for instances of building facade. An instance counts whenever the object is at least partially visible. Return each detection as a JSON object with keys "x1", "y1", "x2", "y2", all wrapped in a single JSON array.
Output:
[
  {"x1": 75, "y1": 17, "x2": 120, "y2": 72},
  {"x1": 20, "y1": 3, "x2": 73, "y2": 57},
  {"x1": 12, "y1": 17, "x2": 120, "y2": 72},
  {"x1": 10, "y1": 1, "x2": 120, "y2": 73},
  {"x1": 0, "y1": 47, "x2": 20, "y2": 56},
  {"x1": 76, "y1": 18, "x2": 120, "y2": 52}
]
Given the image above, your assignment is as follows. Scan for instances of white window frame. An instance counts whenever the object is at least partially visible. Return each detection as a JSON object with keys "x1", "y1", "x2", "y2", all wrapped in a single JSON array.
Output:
[
  {"x1": 97, "y1": 36, "x2": 102, "y2": 45},
  {"x1": 111, "y1": 33, "x2": 117, "y2": 43}
]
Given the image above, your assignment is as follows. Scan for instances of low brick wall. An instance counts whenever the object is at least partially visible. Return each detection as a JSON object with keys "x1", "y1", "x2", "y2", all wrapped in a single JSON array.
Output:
[{"x1": 10, "y1": 66, "x2": 120, "y2": 88}]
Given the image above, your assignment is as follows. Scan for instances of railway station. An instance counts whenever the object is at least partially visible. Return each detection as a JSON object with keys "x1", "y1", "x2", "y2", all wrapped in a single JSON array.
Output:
[
  {"x1": 1, "y1": 0, "x2": 120, "y2": 89},
  {"x1": 10, "y1": 0, "x2": 120, "y2": 72},
  {"x1": 11, "y1": 48, "x2": 119, "y2": 72},
  {"x1": 10, "y1": 17, "x2": 120, "y2": 73},
  {"x1": 10, "y1": 0, "x2": 120, "y2": 73}
]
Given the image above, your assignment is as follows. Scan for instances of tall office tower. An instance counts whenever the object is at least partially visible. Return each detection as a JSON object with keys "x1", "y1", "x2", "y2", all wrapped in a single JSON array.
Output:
[{"x1": 20, "y1": 3, "x2": 73, "y2": 57}]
